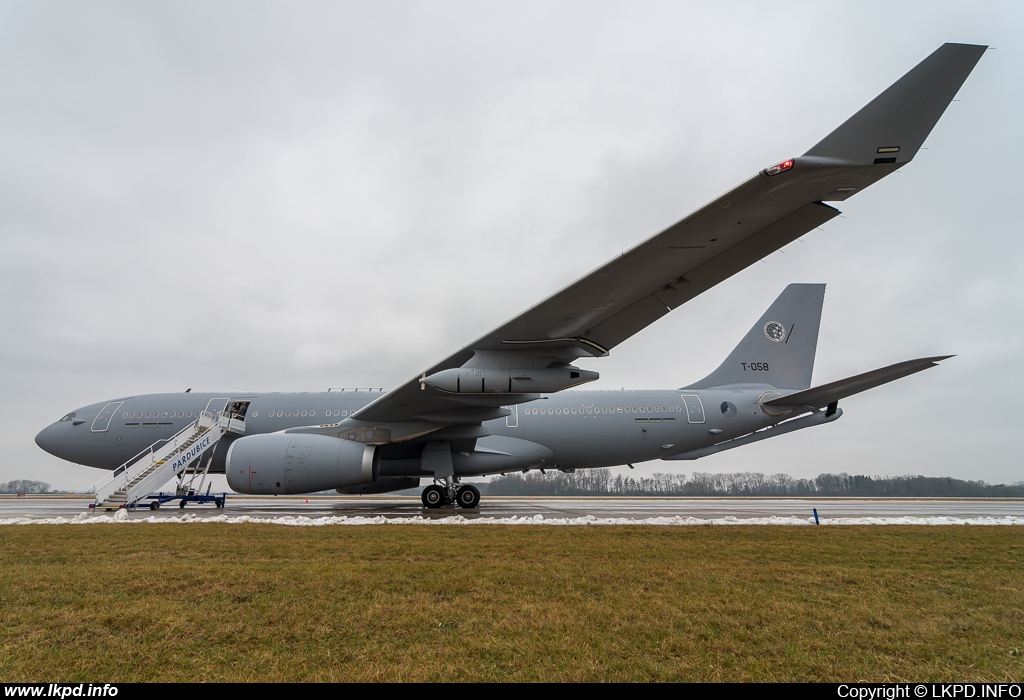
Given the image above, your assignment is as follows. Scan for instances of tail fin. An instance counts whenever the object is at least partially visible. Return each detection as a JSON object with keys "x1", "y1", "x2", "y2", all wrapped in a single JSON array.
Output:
[{"x1": 686, "y1": 283, "x2": 825, "y2": 390}]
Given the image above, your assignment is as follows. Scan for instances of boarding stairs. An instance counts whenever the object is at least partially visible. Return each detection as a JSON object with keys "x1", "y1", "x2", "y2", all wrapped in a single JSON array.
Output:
[{"x1": 92, "y1": 410, "x2": 245, "y2": 509}]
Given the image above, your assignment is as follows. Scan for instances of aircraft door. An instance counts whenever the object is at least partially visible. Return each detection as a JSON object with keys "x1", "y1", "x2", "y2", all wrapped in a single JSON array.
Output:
[
  {"x1": 679, "y1": 395, "x2": 706, "y2": 424},
  {"x1": 204, "y1": 398, "x2": 230, "y2": 417},
  {"x1": 227, "y1": 400, "x2": 251, "y2": 433},
  {"x1": 91, "y1": 402, "x2": 124, "y2": 432},
  {"x1": 505, "y1": 405, "x2": 519, "y2": 428}
]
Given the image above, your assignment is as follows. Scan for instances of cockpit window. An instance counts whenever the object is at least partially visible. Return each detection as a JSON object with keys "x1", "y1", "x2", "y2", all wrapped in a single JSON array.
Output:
[{"x1": 59, "y1": 412, "x2": 77, "y2": 422}]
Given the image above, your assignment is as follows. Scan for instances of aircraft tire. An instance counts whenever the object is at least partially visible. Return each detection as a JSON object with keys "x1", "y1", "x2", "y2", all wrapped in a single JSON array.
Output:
[
  {"x1": 455, "y1": 485, "x2": 481, "y2": 509},
  {"x1": 422, "y1": 485, "x2": 446, "y2": 509}
]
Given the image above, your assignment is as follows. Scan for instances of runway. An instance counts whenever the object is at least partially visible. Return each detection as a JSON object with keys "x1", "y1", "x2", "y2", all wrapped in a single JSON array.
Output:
[{"x1": 3, "y1": 495, "x2": 1023, "y2": 524}]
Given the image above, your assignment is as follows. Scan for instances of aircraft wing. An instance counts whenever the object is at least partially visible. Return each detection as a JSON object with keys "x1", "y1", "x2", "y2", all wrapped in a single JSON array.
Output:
[
  {"x1": 349, "y1": 43, "x2": 985, "y2": 430},
  {"x1": 762, "y1": 356, "x2": 952, "y2": 410}
]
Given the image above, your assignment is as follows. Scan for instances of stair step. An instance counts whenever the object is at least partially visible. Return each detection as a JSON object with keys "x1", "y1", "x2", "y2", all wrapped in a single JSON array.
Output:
[{"x1": 94, "y1": 420, "x2": 229, "y2": 505}]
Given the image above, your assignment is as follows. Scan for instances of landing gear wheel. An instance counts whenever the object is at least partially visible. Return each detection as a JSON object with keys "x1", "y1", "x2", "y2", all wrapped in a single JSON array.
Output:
[
  {"x1": 149, "y1": 501, "x2": 159, "y2": 511},
  {"x1": 456, "y1": 484, "x2": 481, "y2": 509},
  {"x1": 422, "y1": 484, "x2": 446, "y2": 509}
]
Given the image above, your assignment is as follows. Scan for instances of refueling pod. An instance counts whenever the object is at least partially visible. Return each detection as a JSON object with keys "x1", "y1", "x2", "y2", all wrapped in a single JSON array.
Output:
[
  {"x1": 226, "y1": 433, "x2": 378, "y2": 495},
  {"x1": 422, "y1": 366, "x2": 598, "y2": 394}
]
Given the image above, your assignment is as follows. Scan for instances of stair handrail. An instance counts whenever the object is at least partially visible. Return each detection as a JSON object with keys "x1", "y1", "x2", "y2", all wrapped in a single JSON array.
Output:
[
  {"x1": 122, "y1": 415, "x2": 230, "y2": 504},
  {"x1": 91, "y1": 410, "x2": 236, "y2": 502},
  {"x1": 92, "y1": 414, "x2": 210, "y2": 498}
]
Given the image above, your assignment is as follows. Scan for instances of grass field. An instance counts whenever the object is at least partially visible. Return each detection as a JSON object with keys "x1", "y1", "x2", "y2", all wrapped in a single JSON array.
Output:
[{"x1": 1, "y1": 525, "x2": 1022, "y2": 682}]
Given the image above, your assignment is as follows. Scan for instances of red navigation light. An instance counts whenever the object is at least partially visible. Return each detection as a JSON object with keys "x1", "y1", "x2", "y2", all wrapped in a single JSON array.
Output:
[{"x1": 764, "y1": 159, "x2": 794, "y2": 176}]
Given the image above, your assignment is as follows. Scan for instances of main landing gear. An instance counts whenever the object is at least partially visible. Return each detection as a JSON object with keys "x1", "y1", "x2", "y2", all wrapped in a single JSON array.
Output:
[{"x1": 421, "y1": 479, "x2": 480, "y2": 509}]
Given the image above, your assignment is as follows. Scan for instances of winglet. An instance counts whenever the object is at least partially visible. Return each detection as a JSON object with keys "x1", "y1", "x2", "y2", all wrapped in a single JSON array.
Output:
[{"x1": 803, "y1": 43, "x2": 986, "y2": 166}]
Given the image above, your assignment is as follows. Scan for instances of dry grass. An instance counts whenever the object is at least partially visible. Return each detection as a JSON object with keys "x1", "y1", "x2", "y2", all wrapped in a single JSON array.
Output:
[{"x1": 1, "y1": 525, "x2": 1022, "y2": 682}]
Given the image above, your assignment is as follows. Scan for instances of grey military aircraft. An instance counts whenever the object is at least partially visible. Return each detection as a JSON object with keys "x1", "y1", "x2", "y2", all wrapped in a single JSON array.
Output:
[{"x1": 35, "y1": 44, "x2": 986, "y2": 509}]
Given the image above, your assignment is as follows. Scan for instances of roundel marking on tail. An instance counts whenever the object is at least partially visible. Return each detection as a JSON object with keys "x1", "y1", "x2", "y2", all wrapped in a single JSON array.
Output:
[{"x1": 764, "y1": 322, "x2": 786, "y2": 343}]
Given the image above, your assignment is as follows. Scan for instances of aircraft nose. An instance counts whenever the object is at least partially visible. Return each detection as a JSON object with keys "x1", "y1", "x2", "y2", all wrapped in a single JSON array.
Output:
[{"x1": 35, "y1": 423, "x2": 64, "y2": 458}]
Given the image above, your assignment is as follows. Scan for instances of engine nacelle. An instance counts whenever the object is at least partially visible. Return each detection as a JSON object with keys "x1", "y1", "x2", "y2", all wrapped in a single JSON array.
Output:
[{"x1": 226, "y1": 433, "x2": 379, "y2": 495}]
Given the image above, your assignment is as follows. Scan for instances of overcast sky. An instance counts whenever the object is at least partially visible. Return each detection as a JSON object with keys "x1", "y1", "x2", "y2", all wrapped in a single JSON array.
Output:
[{"x1": 1, "y1": 1, "x2": 1020, "y2": 491}]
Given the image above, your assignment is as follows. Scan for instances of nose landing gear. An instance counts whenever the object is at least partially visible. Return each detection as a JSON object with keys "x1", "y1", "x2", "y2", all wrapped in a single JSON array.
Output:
[{"x1": 421, "y1": 479, "x2": 480, "y2": 509}]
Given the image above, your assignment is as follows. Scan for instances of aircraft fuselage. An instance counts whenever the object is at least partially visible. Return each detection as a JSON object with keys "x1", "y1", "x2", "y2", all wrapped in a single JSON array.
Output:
[{"x1": 35, "y1": 388, "x2": 779, "y2": 480}]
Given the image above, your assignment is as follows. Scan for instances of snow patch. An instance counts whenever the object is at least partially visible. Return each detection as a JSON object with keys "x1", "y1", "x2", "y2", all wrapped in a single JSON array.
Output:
[{"x1": 2, "y1": 514, "x2": 1023, "y2": 526}]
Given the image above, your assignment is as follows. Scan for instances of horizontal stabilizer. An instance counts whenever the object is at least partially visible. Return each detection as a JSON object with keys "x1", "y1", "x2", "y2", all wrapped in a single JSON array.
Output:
[{"x1": 763, "y1": 356, "x2": 952, "y2": 410}]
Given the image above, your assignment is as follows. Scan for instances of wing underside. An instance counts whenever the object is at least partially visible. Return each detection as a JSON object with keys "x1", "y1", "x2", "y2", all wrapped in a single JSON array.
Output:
[{"x1": 307, "y1": 43, "x2": 984, "y2": 440}]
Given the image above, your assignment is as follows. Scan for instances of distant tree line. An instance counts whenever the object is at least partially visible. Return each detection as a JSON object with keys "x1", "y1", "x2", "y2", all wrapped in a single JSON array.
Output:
[
  {"x1": 0, "y1": 479, "x2": 51, "y2": 494},
  {"x1": 479, "y1": 471, "x2": 1024, "y2": 498}
]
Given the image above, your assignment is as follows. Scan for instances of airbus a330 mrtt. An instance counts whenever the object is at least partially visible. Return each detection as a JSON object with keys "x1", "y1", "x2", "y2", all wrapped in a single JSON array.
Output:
[{"x1": 35, "y1": 44, "x2": 986, "y2": 510}]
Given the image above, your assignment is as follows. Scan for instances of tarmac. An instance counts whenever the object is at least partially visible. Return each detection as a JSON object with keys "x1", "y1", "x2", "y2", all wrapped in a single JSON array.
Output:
[{"x1": 3, "y1": 494, "x2": 1023, "y2": 524}]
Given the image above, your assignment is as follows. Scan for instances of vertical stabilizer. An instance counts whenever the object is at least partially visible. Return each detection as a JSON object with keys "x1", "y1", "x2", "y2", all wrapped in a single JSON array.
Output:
[{"x1": 686, "y1": 284, "x2": 825, "y2": 390}]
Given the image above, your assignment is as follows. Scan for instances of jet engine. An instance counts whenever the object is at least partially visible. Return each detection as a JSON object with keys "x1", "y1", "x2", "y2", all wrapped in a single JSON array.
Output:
[{"x1": 226, "y1": 433, "x2": 378, "y2": 495}]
